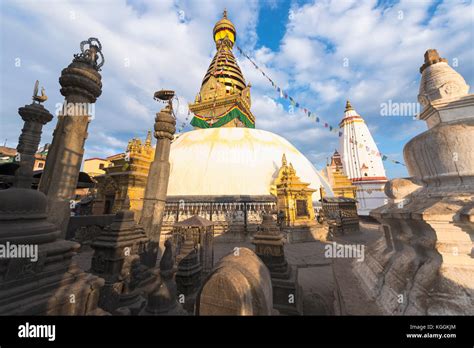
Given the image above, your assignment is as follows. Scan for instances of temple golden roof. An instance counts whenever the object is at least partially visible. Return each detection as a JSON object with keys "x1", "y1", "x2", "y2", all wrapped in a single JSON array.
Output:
[{"x1": 189, "y1": 10, "x2": 254, "y2": 128}]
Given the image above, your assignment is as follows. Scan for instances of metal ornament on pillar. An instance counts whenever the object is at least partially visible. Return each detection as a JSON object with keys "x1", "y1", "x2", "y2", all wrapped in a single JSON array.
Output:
[{"x1": 15, "y1": 81, "x2": 53, "y2": 189}]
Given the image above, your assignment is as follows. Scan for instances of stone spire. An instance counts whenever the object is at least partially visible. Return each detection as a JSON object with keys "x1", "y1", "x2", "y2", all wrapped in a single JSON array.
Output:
[
  {"x1": 418, "y1": 49, "x2": 469, "y2": 112},
  {"x1": 175, "y1": 235, "x2": 202, "y2": 310},
  {"x1": 14, "y1": 81, "x2": 53, "y2": 189},
  {"x1": 252, "y1": 214, "x2": 303, "y2": 315},
  {"x1": 38, "y1": 38, "x2": 104, "y2": 237},
  {"x1": 140, "y1": 239, "x2": 186, "y2": 315},
  {"x1": 140, "y1": 92, "x2": 176, "y2": 242},
  {"x1": 90, "y1": 204, "x2": 155, "y2": 314},
  {"x1": 419, "y1": 48, "x2": 448, "y2": 73}
]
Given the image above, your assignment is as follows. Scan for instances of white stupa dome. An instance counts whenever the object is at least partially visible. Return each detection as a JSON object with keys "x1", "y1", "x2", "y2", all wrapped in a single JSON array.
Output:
[{"x1": 167, "y1": 128, "x2": 333, "y2": 201}]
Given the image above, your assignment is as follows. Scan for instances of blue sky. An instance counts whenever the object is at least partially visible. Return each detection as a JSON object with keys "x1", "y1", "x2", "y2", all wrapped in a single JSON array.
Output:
[{"x1": 1, "y1": 0, "x2": 473, "y2": 179}]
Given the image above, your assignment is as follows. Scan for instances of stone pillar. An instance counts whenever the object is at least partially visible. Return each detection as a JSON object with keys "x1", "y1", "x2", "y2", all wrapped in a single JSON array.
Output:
[
  {"x1": 140, "y1": 100, "x2": 176, "y2": 242},
  {"x1": 0, "y1": 87, "x2": 105, "y2": 315},
  {"x1": 354, "y1": 49, "x2": 474, "y2": 315},
  {"x1": 252, "y1": 214, "x2": 303, "y2": 315},
  {"x1": 15, "y1": 86, "x2": 53, "y2": 188},
  {"x1": 39, "y1": 38, "x2": 104, "y2": 237},
  {"x1": 90, "y1": 204, "x2": 158, "y2": 315}
]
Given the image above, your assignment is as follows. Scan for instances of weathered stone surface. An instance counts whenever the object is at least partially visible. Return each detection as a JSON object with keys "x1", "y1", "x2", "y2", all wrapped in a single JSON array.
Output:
[
  {"x1": 15, "y1": 102, "x2": 53, "y2": 189},
  {"x1": 140, "y1": 239, "x2": 186, "y2": 315},
  {"x1": 384, "y1": 177, "x2": 423, "y2": 200},
  {"x1": 253, "y1": 214, "x2": 303, "y2": 315},
  {"x1": 67, "y1": 214, "x2": 115, "y2": 241},
  {"x1": 0, "y1": 88, "x2": 105, "y2": 315},
  {"x1": 140, "y1": 102, "x2": 176, "y2": 242},
  {"x1": 90, "y1": 209, "x2": 157, "y2": 314},
  {"x1": 175, "y1": 239, "x2": 202, "y2": 311},
  {"x1": 354, "y1": 50, "x2": 474, "y2": 315},
  {"x1": 196, "y1": 247, "x2": 274, "y2": 315},
  {"x1": 0, "y1": 187, "x2": 105, "y2": 315},
  {"x1": 39, "y1": 38, "x2": 104, "y2": 238},
  {"x1": 418, "y1": 49, "x2": 469, "y2": 113}
]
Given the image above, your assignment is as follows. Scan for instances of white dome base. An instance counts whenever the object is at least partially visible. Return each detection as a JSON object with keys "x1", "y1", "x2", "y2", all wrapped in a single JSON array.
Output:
[{"x1": 167, "y1": 128, "x2": 333, "y2": 202}]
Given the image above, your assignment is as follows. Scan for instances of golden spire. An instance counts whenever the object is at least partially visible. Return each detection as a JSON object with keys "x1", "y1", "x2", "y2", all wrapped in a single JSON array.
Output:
[
  {"x1": 345, "y1": 100, "x2": 353, "y2": 112},
  {"x1": 188, "y1": 9, "x2": 255, "y2": 129},
  {"x1": 145, "y1": 130, "x2": 152, "y2": 147},
  {"x1": 203, "y1": 10, "x2": 246, "y2": 93},
  {"x1": 213, "y1": 9, "x2": 236, "y2": 49},
  {"x1": 282, "y1": 153, "x2": 287, "y2": 166}
]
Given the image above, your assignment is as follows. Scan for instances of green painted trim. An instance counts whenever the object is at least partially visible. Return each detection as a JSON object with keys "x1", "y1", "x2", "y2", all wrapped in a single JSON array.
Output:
[{"x1": 191, "y1": 108, "x2": 255, "y2": 129}]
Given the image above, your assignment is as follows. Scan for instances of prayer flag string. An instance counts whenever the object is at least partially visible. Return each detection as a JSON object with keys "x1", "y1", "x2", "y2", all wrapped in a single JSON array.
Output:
[{"x1": 236, "y1": 46, "x2": 405, "y2": 166}]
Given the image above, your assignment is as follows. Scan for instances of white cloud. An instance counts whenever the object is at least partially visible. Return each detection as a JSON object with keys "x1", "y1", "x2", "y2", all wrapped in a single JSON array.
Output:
[{"x1": 1, "y1": 0, "x2": 472, "y2": 180}]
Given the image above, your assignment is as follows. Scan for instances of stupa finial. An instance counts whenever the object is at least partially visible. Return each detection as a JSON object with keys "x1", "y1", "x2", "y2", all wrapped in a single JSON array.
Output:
[
  {"x1": 282, "y1": 153, "x2": 287, "y2": 166},
  {"x1": 145, "y1": 130, "x2": 152, "y2": 147},
  {"x1": 420, "y1": 49, "x2": 448, "y2": 73},
  {"x1": 223, "y1": 8, "x2": 228, "y2": 18},
  {"x1": 345, "y1": 100, "x2": 353, "y2": 112}
]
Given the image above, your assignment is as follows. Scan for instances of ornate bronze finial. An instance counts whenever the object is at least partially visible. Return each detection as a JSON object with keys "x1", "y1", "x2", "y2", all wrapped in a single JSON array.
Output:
[
  {"x1": 154, "y1": 89, "x2": 175, "y2": 102},
  {"x1": 223, "y1": 8, "x2": 228, "y2": 18},
  {"x1": 345, "y1": 100, "x2": 353, "y2": 112},
  {"x1": 32, "y1": 80, "x2": 48, "y2": 104},
  {"x1": 145, "y1": 130, "x2": 152, "y2": 147},
  {"x1": 154, "y1": 89, "x2": 176, "y2": 117},
  {"x1": 73, "y1": 37, "x2": 105, "y2": 71},
  {"x1": 420, "y1": 49, "x2": 448, "y2": 73}
]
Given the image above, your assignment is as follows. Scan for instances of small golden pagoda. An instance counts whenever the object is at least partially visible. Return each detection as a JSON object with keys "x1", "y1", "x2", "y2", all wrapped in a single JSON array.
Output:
[
  {"x1": 325, "y1": 150, "x2": 357, "y2": 199},
  {"x1": 189, "y1": 10, "x2": 255, "y2": 129},
  {"x1": 93, "y1": 131, "x2": 154, "y2": 218},
  {"x1": 273, "y1": 154, "x2": 316, "y2": 227}
]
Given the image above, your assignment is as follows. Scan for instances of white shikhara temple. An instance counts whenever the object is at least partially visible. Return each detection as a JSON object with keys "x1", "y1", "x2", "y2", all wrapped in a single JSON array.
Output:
[{"x1": 339, "y1": 101, "x2": 388, "y2": 216}]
